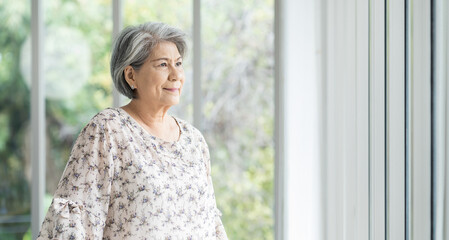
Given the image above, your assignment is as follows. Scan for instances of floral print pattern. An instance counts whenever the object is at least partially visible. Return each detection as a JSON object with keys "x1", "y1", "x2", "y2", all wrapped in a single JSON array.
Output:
[{"x1": 38, "y1": 108, "x2": 228, "y2": 240}]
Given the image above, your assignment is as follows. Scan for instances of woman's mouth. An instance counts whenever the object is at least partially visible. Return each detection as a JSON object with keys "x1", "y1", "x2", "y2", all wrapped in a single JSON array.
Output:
[{"x1": 163, "y1": 88, "x2": 179, "y2": 92}]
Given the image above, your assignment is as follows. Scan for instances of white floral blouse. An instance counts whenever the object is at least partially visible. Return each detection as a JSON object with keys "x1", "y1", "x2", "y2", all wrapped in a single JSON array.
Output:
[{"x1": 38, "y1": 108, "x2": 228, "y2": 240}]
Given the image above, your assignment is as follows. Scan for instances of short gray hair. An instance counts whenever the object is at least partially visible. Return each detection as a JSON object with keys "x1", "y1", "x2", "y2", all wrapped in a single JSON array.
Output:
[{"x1": 110, "y1": 22, "x2": 187, "y2": 99}]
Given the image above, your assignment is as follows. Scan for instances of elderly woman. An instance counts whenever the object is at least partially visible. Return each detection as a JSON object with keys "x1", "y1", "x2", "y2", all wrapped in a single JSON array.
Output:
[{"x1": 38, "y1": 22, "x2": 228, "y2": 239}]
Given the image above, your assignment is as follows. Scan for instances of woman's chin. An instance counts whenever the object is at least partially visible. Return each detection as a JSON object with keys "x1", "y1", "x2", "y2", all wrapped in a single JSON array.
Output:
[{"x1": 160, "y1": 97, "x2": 180, "y2": 107}]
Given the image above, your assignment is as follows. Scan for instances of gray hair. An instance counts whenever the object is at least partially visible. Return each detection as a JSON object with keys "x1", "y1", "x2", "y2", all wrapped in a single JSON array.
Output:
[{"x1": 110, "y1": 22, "x2": 187, "y2": 99}]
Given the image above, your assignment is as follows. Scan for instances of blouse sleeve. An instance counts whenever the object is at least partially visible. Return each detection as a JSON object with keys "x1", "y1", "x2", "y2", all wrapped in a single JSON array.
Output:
[
  {"x1": 38, "y1": 120, "x2": 113, "y2": 240},
  {"x1": 201, "y1": 135, "x2": 228, "y2": 240}
]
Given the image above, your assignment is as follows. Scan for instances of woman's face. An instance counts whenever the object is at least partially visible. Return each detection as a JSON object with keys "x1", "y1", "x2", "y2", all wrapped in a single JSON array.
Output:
[{"x1": 131, "y1": 41, "x2": 184, "y2": 108}]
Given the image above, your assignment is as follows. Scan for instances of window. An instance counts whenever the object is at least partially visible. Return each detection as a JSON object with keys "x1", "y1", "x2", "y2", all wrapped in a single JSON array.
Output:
[
  {"x1": 0, "y1": 1, "x2": 31, "y2": 239},
  {"x1": 1, "y1": 1, "x2": 275, "y2": 239},
  {"x1": 41, "y1": 0, "x2": 113, "y2": 208},
  {"x1": 201, "y1": 1, "x2": 274, "y2": 239},
  {"x1": 3, "y1": 0, "x2": 445, "y2": 240}
]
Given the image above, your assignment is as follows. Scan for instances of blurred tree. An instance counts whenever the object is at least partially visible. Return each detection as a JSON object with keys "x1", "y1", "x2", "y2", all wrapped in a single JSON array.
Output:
[
  {"x1": 0, "y1": 0, "x2": 113, "y2": 238},
  {"x1": 0, "y1": 0, "x2": 274, "y2": 239},
  {"x1": 0, "y1": 0, "x2": 31, "y2": 238},
  {"x1": 202, "y1": 1, "x2": 275, "y2": 239}
]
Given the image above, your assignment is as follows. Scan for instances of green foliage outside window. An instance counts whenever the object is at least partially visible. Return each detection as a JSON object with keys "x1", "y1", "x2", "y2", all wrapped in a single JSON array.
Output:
[{"x1": 0, "y1": 1, "x2": 274, "y2": 239}]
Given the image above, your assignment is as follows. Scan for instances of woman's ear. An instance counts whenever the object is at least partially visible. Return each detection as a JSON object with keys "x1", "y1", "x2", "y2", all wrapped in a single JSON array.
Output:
[{"x1": 124, "y1": 66, "x2": 137, "y2": 89}]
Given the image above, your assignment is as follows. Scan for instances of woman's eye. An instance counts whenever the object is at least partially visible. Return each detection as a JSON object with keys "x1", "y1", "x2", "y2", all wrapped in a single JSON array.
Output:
[
  {"x1": 176, "y1": 62, "x2": 183, "y2": 67},
  {"x1": 159, "y1": 62, "x2": 168, "y2": 67}
]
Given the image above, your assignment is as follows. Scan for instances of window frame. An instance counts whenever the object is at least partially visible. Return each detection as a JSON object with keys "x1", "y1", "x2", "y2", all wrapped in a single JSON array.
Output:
[
  {"x1": 31, "y1": 0, "x2": 45, "y2": 238},
  {"x1": 406, "y1": 0, "x2": 432, "y2": 238}
]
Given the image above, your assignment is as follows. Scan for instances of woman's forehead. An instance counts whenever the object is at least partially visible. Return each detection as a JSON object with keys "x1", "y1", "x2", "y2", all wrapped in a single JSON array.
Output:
[{"x1": 149, "y1": 41, "x2": 181, "y2": 59}]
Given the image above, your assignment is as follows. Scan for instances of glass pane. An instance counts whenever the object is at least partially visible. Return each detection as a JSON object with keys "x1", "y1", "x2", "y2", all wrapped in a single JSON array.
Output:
[
  {"x1": 124, "y1": 0, "x2": 193, "y2": 122},
  {"x1": 38, "y1": 0, "x2": 112, "y2": 223},
  {"x1": 202, "y1": 1, "x2": 275, "y2": 239},
  {"x1": 0, "y1": 0, "x2": 31, "y2": 239}
]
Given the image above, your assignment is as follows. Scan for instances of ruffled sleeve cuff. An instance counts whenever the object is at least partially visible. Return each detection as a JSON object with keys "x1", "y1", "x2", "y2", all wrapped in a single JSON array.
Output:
[
  {"x1": 37, "y1": 198, "x2": 103, "y2": 240},
  {"x1": 214, "y1": 208, "x2": 228, "y2": 240}
]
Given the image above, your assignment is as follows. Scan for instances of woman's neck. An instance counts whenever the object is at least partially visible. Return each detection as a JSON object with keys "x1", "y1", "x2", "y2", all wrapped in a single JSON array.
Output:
[
  {"x1": 123, "y1": 99, "x2": 170, "y2": 125},
  {"x1": 121, "y1": 99, "x2": 179, "y2": 142}
]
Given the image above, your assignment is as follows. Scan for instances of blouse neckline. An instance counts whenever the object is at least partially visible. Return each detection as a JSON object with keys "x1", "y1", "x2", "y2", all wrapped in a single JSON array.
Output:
[{"x1": 115, "y1": 107, "x2": 183, "y2": 144}]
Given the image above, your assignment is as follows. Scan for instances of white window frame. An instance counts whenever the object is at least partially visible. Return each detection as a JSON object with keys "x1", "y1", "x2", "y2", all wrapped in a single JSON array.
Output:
[
  {"x1": 433, "y1": 0, "x2": 449, "y2": 239},
  {"x1": 31, "y1": 0, "x2": 46, "y2": 238},
  {"x1": 386, "y1": 0, "x2": 406, "y2": 239},
  {"x1": 274, "y1": 0, "x2": 431, "y2": 240},
  {"x1": 276, "y1": 0, "x2": 323, "y2": 239},
  {"x1": 274, "y1": 0, "x2": 285, "y2": 239},
  {"x1": 112, "y1": 0, "x2": 123, "y2": 108},
  {"x1": 370, "y1": 0, "x2": 386, "y2": 239},
  {"x1": 406, "y1": 0, "x2": 432, "y2": 239}
]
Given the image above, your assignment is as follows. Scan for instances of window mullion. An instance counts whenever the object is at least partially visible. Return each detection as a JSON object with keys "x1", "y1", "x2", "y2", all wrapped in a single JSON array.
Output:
[
  {"x1": 386, "y1": 0, "x2": 406, "y2": 239},
  {"x1": 193, "y1": 0, "x2": 202, "y2": 130},
  {"x1": 369, "y1": 0, "x2": 386, "y2": 239},
  {"x1": 112, "y1": 0, "x2": 123, "y2": 107},
  {"x1": 31, "y1": 0, "x2": 46, "y2": 238}
]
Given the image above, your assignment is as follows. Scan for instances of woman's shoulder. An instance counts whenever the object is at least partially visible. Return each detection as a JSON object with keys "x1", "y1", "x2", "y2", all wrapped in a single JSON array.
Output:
[
  {"x1": 79, "y1": 108, "x2": 124, "y2": 134},
  {"x1": 174, "y1": 117, "x2": 207, "y2": 143},
  {"x1": 87, "y1": 107, "x2": 125, "y2": 125}
]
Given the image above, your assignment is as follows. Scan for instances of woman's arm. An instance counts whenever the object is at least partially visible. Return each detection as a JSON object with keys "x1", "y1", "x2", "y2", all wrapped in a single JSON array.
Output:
[
  {"x1": 38, "y1": 120, "x2": 113, "y2": 239},
  {"x1": 200, "y1": 135, "x2": 228, "y2": 240}
]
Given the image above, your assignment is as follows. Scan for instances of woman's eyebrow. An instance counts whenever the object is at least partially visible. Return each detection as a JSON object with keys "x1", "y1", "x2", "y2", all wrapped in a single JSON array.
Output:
[{"x1": 150, "y1": 56, "x2": 182, "y2": 62}]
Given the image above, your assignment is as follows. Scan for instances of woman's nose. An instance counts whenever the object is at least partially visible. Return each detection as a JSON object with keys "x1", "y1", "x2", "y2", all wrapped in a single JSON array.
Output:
[{"x1": 169, "y1": 65, "x2": 183, "y2": 81}]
